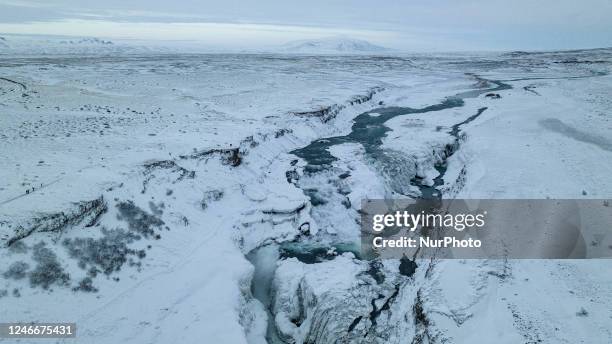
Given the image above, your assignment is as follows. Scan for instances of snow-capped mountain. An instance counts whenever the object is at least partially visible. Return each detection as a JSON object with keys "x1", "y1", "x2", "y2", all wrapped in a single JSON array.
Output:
[{"x1": 277, "y1": 37, "x2": 390, "y2": 54}]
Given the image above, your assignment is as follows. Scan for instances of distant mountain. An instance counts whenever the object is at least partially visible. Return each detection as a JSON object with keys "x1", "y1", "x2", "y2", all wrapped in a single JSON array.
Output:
[
  {"x1": 58, "y1": 37, "x2": 114, "y2": 45},
  {"x1": 0, "y1": 34, "x2": 155, "y2": 55},
  {"x1": 277, "y1": 37, "x2": 390, "y2": 54}
]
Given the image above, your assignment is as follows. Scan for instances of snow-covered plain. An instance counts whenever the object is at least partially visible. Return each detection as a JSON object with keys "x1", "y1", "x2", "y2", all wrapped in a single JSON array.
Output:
[{"x1": 1, "y1": 37, "x2": 612, "y2": 344}]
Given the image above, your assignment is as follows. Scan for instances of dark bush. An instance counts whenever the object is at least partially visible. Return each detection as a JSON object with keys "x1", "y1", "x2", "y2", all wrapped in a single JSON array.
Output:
[
  {"x1": 8, "y1": 241, "x2": 28, "y2": 254},
  {"x1": 3, "y1": 261, "x2": 30, "y2": 280},
  {"x1": 29, "y1": 242, "x2": 70, "y2": 289},
  {"x1": 73, "y1": 277, "x2": 98, "y2": 293},
  {"x1": 63, "y1": 228, "x2": 140, "y2": 276},
  {"x1": 116, "y1": 201, "x2": 164, "y2": 238}
]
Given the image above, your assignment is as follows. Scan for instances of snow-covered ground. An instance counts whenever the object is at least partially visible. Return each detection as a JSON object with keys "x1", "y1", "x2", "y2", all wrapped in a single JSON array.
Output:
[{"x1": 1, "y1": 37, "x2": 611, "y2": 343}]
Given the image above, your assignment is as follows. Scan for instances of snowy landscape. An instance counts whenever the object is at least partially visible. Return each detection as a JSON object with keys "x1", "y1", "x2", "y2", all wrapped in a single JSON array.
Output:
[{"x1": 1, "y1": 33, "x2": 612, "y2": 343}]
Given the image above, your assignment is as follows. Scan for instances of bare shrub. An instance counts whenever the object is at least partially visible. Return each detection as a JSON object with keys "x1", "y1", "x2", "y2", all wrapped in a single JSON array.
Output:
[
  {"x1": 3, "y1": 261, "x2": 30, "y2": 280},
  {"x1": 29, "y1": 242, "x2": 70, "y2": 289}
]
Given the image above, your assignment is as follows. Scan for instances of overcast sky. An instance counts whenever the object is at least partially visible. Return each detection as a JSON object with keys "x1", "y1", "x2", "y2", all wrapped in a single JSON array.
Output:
[{"x1": 0, "y1": 0, "x2": 611, "y2": 51}]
